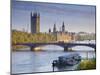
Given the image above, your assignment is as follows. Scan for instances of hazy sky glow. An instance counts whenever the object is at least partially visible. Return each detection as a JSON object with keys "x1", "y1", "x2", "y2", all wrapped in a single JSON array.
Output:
[{"x1": 12, "y1": 0, "x2": 96, "y2": 33}]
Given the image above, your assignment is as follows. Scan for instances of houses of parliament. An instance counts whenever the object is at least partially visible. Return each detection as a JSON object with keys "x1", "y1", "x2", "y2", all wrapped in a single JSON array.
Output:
[{"x1": 30, "y1": 12, "x2": 77, "y2": 42}]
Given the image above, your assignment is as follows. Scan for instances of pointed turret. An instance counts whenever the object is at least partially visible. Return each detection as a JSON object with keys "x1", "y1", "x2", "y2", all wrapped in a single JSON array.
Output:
[
  {"x1": 62, "y1": 21, "x2": 65, "y2": 32},
  {"x1": 53, "y1": 23, "x2": 56, "y2": 33},
  {"x1": 31, "y1": 12, "x2": 32, "y2": 17}
]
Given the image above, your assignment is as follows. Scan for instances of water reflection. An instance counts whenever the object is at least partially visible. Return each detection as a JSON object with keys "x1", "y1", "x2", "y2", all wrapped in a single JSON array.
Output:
[
  {"x1": 12, "y1": 50, "x2": 95, "y2": 74},
  {"x1": 54, "y1": 64, "x2": 79, "y2": 71}
]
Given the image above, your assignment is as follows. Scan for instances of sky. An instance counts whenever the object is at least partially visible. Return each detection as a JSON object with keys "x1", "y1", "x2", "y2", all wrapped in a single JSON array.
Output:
[{"x1": 11, "y1": 0, "x2": 96, "y2": 33}]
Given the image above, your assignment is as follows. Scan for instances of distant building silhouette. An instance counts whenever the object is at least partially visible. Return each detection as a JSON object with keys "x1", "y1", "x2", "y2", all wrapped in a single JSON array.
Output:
[
  {"x1": 53, "y1": 23, "x2": 56, "y2": 33},
  {"x1": 62, "y1": 22, "x2": 65, "y2": 32},
  {"x1": 30, "y1": 12, "x2": 40, "y2": 34},
  {"x1": 49, "y1": 28, "x2": 51, "y2": 34}
]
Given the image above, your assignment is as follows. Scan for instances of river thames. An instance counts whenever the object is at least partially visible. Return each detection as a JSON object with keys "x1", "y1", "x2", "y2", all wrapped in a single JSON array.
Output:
[{"x1": 11, "y1": 40, "x2": 96, "y2": 74}]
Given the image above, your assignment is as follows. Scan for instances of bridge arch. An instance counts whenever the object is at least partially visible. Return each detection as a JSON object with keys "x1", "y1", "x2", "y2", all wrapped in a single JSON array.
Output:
[
  {"x1": 12, "y1": 44, "x2": 31, "y2": 50},
  {"x1": 34, "y1": 45, "x2": 64, "y2": 51},
  {"x1": 64, "y1": 44, "x2": 96, "y2": 51},
  {"x1": 70, "y1": 45, "x2": 95, "y2": 51}
]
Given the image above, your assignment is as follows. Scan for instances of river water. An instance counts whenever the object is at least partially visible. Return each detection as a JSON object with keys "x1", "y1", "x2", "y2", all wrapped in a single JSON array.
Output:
[{"x1": 11, "y1": 41, "x2": 96, "y2": 74}]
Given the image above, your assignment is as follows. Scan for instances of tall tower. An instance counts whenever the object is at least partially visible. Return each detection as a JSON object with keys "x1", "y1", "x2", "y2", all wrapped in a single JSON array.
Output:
[
  {"x1": 31, "y1": 12, "x2": 40, "y2": 34},
  {"x1": 53, "y1": 23, "x2": 56, "y2": 33},
  {"x1": 62, "y1": 21, "x2": 65, "y2": 32}
]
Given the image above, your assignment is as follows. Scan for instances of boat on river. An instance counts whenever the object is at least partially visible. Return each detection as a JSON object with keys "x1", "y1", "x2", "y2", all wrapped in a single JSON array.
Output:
[{"x1": 52, "y1": 53, "x2": 81, "y2": 67}]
